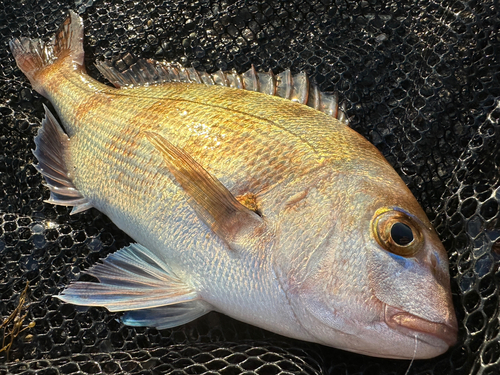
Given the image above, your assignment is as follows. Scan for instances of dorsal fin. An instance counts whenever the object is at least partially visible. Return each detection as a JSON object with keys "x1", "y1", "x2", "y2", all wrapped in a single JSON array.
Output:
[{"x1": 96, "y1": 57, "x2": 350, "y2": 125}]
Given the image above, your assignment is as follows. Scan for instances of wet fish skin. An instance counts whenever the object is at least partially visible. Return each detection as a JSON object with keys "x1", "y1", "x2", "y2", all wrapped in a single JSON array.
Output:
[{"x1": 9, "y1": 11, "x2": 457, "y2": 359}]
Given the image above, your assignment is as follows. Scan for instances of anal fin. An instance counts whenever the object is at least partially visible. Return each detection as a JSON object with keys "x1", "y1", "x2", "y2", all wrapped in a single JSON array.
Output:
[
  {"x1": 122, "y1": 300, "x2": 212, "y2": 329},
  {"x1": 33, "y1": 104, "x2": 91, "y2": 214},
  {"x1": 57, "y1": 243, "x2": 199, "y2": 312}
]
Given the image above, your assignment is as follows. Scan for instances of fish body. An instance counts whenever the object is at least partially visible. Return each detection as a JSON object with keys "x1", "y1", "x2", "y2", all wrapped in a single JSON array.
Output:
[{"x1": 10, "y1": 11, "x2": 457, "y2": 359}]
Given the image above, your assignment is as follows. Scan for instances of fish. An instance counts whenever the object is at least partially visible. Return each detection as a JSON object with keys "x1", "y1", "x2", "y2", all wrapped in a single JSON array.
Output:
[{"x1": 9, "y1": 11, "x2": 458, "y2": 359}]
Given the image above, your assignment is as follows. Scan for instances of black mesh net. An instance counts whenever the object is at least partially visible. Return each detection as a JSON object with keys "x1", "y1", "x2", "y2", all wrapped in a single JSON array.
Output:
[{"x1": 0, "y1": 0, "x2": 499, "y2": 374}]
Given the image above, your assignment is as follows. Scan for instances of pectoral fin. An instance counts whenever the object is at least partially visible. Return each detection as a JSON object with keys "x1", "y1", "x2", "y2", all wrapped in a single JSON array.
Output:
[
  {"x1": 145, "y1": 132, "x2": 264, "y2": 248},
  {"x1": 56, "y1": 243, "x2": 198, "y2": 312}
]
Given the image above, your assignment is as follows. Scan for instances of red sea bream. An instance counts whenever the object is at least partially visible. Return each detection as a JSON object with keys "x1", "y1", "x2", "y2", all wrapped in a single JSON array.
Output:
[{"x1": 10, "y1": 11, "x2": 457, "y2": 359}]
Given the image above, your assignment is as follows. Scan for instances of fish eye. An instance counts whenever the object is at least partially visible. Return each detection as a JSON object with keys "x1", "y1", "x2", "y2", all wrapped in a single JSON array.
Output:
[
  {"x1": 372, "y1": 208, "x2": 423, "y2": 257},
  {"x1": 391, "y1": 222, "x2": 414, "y2": 246}
]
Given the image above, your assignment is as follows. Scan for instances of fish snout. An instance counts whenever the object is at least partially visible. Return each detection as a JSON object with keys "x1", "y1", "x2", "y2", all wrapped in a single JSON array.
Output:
[{"x1": 384, "y1": 304, "x2": 458, "y2": 348}]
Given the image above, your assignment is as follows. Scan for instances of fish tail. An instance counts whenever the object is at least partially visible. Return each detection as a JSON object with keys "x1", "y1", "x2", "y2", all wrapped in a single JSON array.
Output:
[{"x1": 9, "y1": 11, "x2": 85, "y2": 97}]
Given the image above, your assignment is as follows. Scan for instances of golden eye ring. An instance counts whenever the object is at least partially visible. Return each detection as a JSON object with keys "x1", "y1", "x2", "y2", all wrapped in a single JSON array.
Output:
[{"x1": 371, "y1": 207, "x2": 423, "y2": 257}]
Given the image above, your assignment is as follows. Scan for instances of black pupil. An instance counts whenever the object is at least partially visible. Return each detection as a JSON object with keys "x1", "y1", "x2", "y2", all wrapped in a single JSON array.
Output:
[{"x1": 391, "y1": 222, "x2": 414, "y2": 246}]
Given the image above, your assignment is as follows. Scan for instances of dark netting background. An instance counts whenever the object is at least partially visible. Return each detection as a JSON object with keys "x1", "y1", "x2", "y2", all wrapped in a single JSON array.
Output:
[{"x1": 0, "y1": 0, "x2": 499, "y2": 374}]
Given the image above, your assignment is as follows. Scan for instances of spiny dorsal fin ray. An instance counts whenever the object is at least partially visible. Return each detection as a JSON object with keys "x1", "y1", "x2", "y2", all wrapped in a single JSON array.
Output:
[
  {"x1": 33, "y1": 104, "x2": 91, "y2": 214},
  {"x1": 145, "y1": 132, "x2": 264, "y2": 248},
  {"x1": 56, "y1": 243, "x2": 198, "y2": 312},
  {"x1": 96, "y1": 57, "x2": 350, "y2": 125}
]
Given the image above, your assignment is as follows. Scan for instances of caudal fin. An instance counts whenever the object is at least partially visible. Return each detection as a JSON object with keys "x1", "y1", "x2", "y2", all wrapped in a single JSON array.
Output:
[{"x1": 9, "y1": 11, "x2": 85, "y2": 97}]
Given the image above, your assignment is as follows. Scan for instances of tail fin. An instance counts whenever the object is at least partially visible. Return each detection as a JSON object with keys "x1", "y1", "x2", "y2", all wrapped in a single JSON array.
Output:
[{"x1": 9, "y1": 11, "x2": 85, "y2": 97}]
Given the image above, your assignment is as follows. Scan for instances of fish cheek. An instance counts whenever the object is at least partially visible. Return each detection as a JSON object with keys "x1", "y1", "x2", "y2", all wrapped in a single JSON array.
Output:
[
  {"x1": 288, "y1": 243, "x2": 375, "y2": 337},
  {"x1": 366, "y1": 239, "x2": 448, "y2": 324},
  {"x1": 286, "y1": 273, "x2": 357, "y2": 338}
]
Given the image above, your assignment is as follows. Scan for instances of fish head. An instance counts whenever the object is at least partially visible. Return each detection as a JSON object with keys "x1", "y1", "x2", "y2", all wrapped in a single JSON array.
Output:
[
  {"x1": 277, "y1": 172, "x2": 458, "y2": 359},
  {"x1": 365, "y1": 204, "x2": 458, "y2": 358}
]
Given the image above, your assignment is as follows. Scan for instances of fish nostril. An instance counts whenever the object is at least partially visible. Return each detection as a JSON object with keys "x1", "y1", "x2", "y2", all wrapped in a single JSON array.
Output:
[
  {"x1": 430, "y1": 253, "x2": 438, "y2": 269},
  {"x1": 428, "y1": 253, "x2": 450, "y2": 287}
]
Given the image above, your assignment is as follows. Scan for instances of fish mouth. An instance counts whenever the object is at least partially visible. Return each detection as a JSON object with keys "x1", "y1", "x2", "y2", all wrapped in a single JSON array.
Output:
[{"x1": 384, "y1": 304, "x2": 458, "y2": 348}]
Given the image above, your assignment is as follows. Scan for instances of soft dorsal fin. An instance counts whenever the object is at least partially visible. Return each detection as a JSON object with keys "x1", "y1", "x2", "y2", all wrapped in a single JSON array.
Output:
[
  {"x1": 33, "y1": 105, "x2": 92, "y2": 214},
  {"x1": 145, "y1": 132, "x2": 265, "y2": 249},
  {"x1": 96, "y1": 58, "x2": 349, "y2": 125}
]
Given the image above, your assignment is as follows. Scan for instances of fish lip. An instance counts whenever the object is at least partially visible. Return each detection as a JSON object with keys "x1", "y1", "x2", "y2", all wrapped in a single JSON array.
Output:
[{"x1": 384, "y1": 304, "x2": 458, "y2": 348}]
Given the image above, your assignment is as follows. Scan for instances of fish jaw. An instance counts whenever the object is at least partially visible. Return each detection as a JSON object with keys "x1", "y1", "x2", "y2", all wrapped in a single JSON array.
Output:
[
  {"x1": 384, "y1": 304, "x2": 458, "y2": 350},
  {"x1": 285, "y1": 289, "x2": 456, "y2": 359}
]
